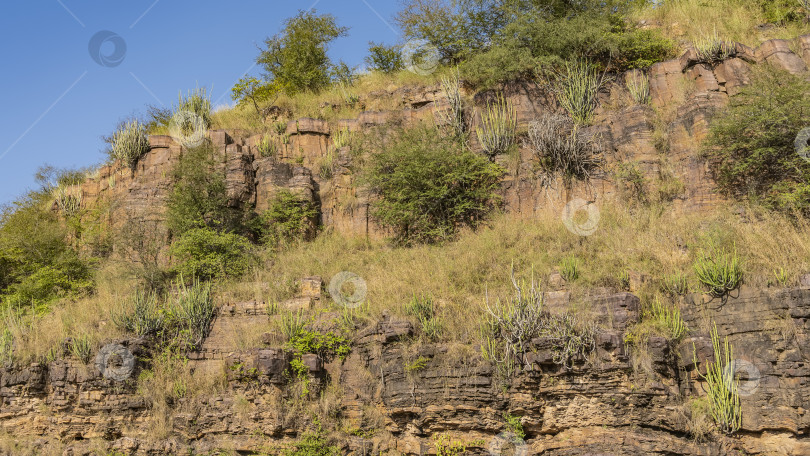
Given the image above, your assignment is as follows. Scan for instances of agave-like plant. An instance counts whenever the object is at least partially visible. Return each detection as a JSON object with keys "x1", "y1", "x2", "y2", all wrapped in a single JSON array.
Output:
[
  {"x1": 476, "y1": 95, "x2": 517, "y2": 159},
  {"x1": 109, "y1": 119, "x2": 150, "y2": 168}
]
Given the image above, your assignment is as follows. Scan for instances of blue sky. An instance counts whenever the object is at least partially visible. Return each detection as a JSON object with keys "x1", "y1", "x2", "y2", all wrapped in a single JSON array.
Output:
[{"x1": 0, "y1": 0, "x2": 402, "y2": 204}]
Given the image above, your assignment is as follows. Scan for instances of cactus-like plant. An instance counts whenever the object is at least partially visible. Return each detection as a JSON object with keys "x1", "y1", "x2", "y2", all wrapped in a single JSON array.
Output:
[
  {"x1": 53, "y1": 186, "x2": 82, "y2": 217},
  {"x1": 693, "y1": 31, "x2": 734, "y2": 63},
  {"x1": 554, "y1": 59, "x2": 605, "y2": 125},
  {"x1": 109, "y1": 119, "x2": 150, "y2": 168},
  {"x1": 648, "y1": 297, "x2": 688, "y2": 340},
  {"x1": 693, "y1": 323, "x2": 742, "y2": 434},
  {"x1": 626, "y1": 71, "x2": 650, "y2": 105},
  {"x1": 694, "y1": 246, "x2": 743, "y2": 297},
  {"x1": 440, "y1": 68, "x2": 467, "y2": 139},
  {"x1": 476, "y1": 95, "x2": 517, "y2": 159}
]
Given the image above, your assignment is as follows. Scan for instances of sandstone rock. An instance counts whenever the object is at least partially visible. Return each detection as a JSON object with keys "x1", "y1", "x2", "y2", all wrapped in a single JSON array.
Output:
[
  {"x1": 280, "y1": 297, "x2": 314, "y2": 312},
  {"x1": 300, "y1": 276, "x2": 323, "y2": 299}
]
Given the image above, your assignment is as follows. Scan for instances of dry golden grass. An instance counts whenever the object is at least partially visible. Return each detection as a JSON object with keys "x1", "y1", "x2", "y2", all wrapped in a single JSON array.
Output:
[
  {"x1": 1, "y1": 262, "x2": 136, "y2": 364},
  {"x1": 208, "y1": 69, "x2": 448, "y2": 134},
  {"x1": 634, "y1": 0, "x2": 810, "y2": 48},
  {"x1": 218, "y1": 201, "x2": 810, "y2": 343}
]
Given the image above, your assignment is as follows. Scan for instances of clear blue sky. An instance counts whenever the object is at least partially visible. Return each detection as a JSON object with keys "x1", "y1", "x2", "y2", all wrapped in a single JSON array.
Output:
[{"x1": 0, "y1": 0, "x2": 403, "y2": 204}]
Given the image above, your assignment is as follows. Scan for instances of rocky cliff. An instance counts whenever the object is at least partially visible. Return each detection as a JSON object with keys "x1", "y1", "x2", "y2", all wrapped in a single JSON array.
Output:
[
  {"x1": 3, "y1": 284, "x2": 810, "y2": 455},
  {"x1": 6, "y1": 36, "x2": 810, "y2": 455}
]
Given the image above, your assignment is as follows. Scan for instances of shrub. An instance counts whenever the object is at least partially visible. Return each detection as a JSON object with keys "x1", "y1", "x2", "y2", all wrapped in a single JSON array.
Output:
[
  {"x1": 284, "y1": 425, "x2": 340, "y2": 456},
  {"x1": 257, "y1": 135, "x2": 278, "y2": 158},
  {"x1": 527, "y1": 115, "x2": 602, "y2": 181},
  {"x1": 52, "y1": 186, "x2": 82, "y2": 218},
  {"x1": 167, "y1": 144, "x2": 244, "y2": 236},
  {"x1": 476, "y1": 96, "x2": 517, "y2": 159},
  {"x1": 261, "y1": 190, "x2": 319, "y2": 245},
  {"x1": 365, "y1": 42, "x2": 403, "y2": 73},
  {"x1": 661, "y1": 272, "x2": 690, "y2": 296},
  {"x1": 257, "y1": 10, "x2": 348, "y2": 94},
  {"x1": 552, "y1": 59, "x2": 605, "y2": 125},
  {"x1": 286, "y1": 328, "x2": 351, "y2": 396},
  {"x1": 176, "y1": 87, "x2": 212, "y2": 129},
  {"x1": 170, "y1": 278, "x2": 214, "y2": 350},
  {"x1": 170, "y1": 226, "x2": 253, "y2": 281},
  {"x1": 459, "y1": 7, "x2": 673, "y2": 87},
  {"x1": 231, "y1": 76, "x2": 280, "y2": 118},
  {"x1": 693, "y1": 323, "x2": 742, "y2": 434},
  {"x1": 108, "y1": 120, "x2": 150, "y2": 168},
  {"x1": 0, "y1": 190, "x2": 94, "y2": 311},
  {"x1": 704, "y1": 66, "x2": 810, "y2": 216},
  {"x1": 364, "y1": 126, "x2": 503, "y2": 245},
  {"x1": 694, "y1": 246, "x2": 743, "y2": 298}
]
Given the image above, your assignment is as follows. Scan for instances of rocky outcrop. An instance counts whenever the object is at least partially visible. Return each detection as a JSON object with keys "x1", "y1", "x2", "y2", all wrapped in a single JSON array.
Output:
[{"x1": 3, "y1": 285, "x2": 810, "y2": 454}]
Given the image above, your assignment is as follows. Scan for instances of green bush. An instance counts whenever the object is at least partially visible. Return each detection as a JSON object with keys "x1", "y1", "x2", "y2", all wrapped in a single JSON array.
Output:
[
  {"x1": 704, "y1": 66, "x2": 810, "y2": 216},
  {"x1": 261, "y1": 190, "x2": 319, "y2": 245},
  {"x1": 170, "y1": 227, "x2": 253, "y2": 281},
  {"x1": 459, "y1": 5, "x2": 674, "y2": 87},
  {"x1": 257, "y1": 10, "x2": 348, "y2": 94},
  {"x1": 166, "y1": 144, "x2": 244, "y2": 237},
  {"x1": 406, "y1": 294, "x2": 443, "y2": 341},
  {"x1": 0, "y1": 189, "x2": 93, "y2": 311},
  {"x1": 365, "y1": 42, "x2": 403, "y2": 73},
  {"x1": 363, "y1": 125, "x2": 503, "y2": 245}
]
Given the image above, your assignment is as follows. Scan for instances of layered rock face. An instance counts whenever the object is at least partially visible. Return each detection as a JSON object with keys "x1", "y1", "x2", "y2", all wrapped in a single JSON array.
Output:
[
  {"x1": 77, "y1": 36, "x2": 810, "y2": 242},
  {"x1": 2, "y1": 286, "x2": 810, "y2": 455},
  {"x1": 9, "y1": 36, "x2": 810, "y2": 454}
]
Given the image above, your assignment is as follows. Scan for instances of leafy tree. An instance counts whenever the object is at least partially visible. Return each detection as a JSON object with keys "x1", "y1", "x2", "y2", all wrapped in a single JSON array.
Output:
[
  {"x1": 170, "y1": 226, "x2": 253, "y2": 281},
  {"x1": 704, "y1": 66, "x2": 810, "y2": 216},
  {"x1": 231, "y1": 76, "x2": 280, "y2": 118},
  {"x1": 257, "y1": 10, "x2": 348, "y2": 94},
  {"x1": 459, "y1": 4, "x2": 673, "y2": 86},
  {"x1": 363, "y1": 125, "x2": 503, "y2": 245},
  {"x1": 365, "y1": 42, "x2": 404, "y2": 73}
]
